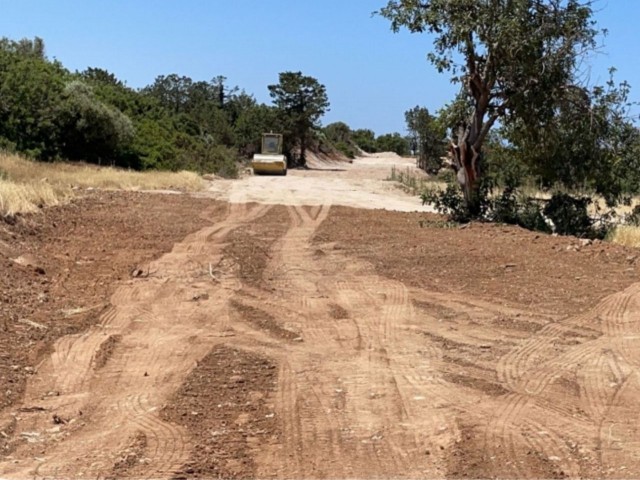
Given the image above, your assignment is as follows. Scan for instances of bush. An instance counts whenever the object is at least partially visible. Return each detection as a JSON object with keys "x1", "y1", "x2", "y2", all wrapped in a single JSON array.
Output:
[
  {"x1": 54, "y1": 81, "x2": 134, "y2": 165},
  {"x1": 421, "y1": 183, "x2": 475, "y2": 223},
  {"x1": 542, "y1": 194, "x2": 594, "y2": 238},
  {"x1": 335, "y1": 141, "x2": 356, "y2": 159},
  {"x1": 625, "y1": 205, "x2": 640, "y2": 226},
  {"x1": 421, "y1": 177, "x2": 614, "y2": 238},
  {"x1": 491, "y1": 186, "x2": 551, "y2": 233}
]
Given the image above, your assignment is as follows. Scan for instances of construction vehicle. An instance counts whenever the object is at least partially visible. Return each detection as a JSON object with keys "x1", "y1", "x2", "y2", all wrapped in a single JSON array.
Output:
[{"x1": 251, "y1": 133, "x2": 287, "y2": 175}]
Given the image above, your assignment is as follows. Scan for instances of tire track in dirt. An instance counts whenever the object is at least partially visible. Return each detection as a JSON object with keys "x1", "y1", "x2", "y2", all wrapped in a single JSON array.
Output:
[
  {"x1": 485, "y1": 282, "x2": 640, "y2": 477},
  {"x1": 222, "y1": 204, "x2": 456, "y2": 478},
  {"x1": 0, "y1": 203, "x2": 272, "y2": 479}
]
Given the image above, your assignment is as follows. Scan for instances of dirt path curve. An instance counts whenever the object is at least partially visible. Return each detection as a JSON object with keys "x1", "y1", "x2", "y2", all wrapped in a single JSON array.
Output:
[{"x1": 3, "y1": 155, "x2": 640, "y2": 478}]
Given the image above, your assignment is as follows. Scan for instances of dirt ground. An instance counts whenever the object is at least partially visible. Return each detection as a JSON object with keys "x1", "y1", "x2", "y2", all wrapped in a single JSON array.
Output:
[{"x1": 2, "y1": 156, "x2": 640, "y2": 479}]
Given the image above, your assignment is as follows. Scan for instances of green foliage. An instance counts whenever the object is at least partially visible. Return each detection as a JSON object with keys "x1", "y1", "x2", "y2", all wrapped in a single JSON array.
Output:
[
  {"x1": 375, "y1": 132, "x2": 409, "y2": 156},
  {"x1": 234, "y1": 103, "x2": 280, "y2": 157},
  {"x1": 421, "y1": 174, "x2": 616, "y2": 238},
  {"x1": 0, "y1": 36, "x2": 288, "y2": 176},
  {"x1": 379, "y1": 0, "x2": 604, "y2": 211},
  {"x1": 334, "y1": 141, "x2": 357, "y2": 159},
  {"x1": 542, "y1": 194, "x2": 597, "y2": 239},
  {"x1": 387, "y1": 166, "x2": 430, "y2": 195},
  {"x1": 0, "y1": 38, "x2": 67, "y2": 158},
  {"x1": 379, "y1": 0, "x2": 598, "y2": 121},
  {"x1": 421, "y1": 178, "x2": 551, "y2": 232},
  {"x1": 421, "y1": 183, "x2": 476, "y2": 223},
  {"x1": 54, "y1": 81, "x2": 134, "y2": 164},
  {"x1": 405, "y1": 105, "x2": 446, "y2": 173},
  {"x1": 506, "y1": 74, "x2": 640, "y2": 206},
  {"x1": 268, "y1": 71, "x2": 330, "y2": 166},
  {"x1": 490, "y1": 186, "x2": 551, "y2": 233},
  {"x1": 352, "y1": 129, "x2": 377, "y2": 153},
  {"x1": 323, "y1": 122, "x2": 358, "y2": 158},
  {"x1": 625, "y1": 206, "x2": 640, "y2": 227}
]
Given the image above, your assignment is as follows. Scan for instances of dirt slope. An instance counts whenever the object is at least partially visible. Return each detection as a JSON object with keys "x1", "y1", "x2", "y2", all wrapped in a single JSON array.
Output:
[{"x1": 1, "y1": 156, "x2": 640, "y2": 478}]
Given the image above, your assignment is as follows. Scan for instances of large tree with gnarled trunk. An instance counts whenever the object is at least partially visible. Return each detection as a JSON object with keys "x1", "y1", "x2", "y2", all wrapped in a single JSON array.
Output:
[{"x1": 378, "y1": 0, "x2": 599, "y2": 214}]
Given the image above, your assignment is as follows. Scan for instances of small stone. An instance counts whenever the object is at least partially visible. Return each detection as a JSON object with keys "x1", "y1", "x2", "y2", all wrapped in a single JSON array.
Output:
[{"x1": 52, "y1": 414, "x2": 67, "y2": 425}]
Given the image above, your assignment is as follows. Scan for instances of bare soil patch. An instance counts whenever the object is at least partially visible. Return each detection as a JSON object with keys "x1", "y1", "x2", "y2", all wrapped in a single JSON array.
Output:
[
  {"x1": 222, "y1": 206, "x2": 289, "y2": 289},
  {"x1": 0, "y1": 191, "x2": 219, "y2": 455},
  {"x1": 160, "y1": 345, "x2": 278, "y2": 479},
  {"x1": 3, "y1": 183, "x2": 640, "y2": 479},
  {"x1": 314, "y1": 207, "x2": 640, "y2": 315},
  {"x1": 229, "y1": 300, "x2": 300, "y2": 341}
]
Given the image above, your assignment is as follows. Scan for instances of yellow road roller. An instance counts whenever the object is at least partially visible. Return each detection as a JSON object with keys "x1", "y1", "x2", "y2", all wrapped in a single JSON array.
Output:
[{"x1": 251, "y1": 133, "x2": 287, "y2": 175}]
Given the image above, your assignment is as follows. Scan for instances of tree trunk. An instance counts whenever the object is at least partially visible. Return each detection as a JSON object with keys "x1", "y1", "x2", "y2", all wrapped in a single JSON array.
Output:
[
  {"x1": 450, "y1": 126, "x2": 483, "y2": 215},
  {"x1": 299, "y1": 133, "x2": 307, "y2": 168}
]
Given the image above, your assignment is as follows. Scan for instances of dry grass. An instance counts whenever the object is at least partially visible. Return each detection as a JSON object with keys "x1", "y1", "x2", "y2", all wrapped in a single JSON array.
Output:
[
  {"x1": 387, "y1": 166, "x2": 439, "y2": 195},
  {"x1": 608, "y1": 225, "x2": 640, "y2": 249},
  {"x1": 0, "y1": 178, "x2": 70, "y2": 216},
  {"x1": 0, "y1": 152, "x2": 205, "y2": 216}
]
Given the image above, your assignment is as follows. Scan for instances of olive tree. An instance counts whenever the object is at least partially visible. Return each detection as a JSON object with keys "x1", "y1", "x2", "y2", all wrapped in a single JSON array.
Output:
[{"x1": 379, "y1": 0, "x2": 599, "y2": 214}]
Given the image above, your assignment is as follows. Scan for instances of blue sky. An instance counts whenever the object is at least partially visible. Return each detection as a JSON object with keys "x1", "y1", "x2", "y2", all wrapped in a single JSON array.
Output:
[{"x1": 0, "y1": 1, "x2": 637, "y2": 134}]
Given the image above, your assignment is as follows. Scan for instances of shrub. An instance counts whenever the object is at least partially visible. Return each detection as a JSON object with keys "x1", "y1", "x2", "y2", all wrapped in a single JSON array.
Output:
[
  {"x1": 543, "y1": 193, "x2": 594, "y2": 238},
  {"x1": 335, "y1": 141, "x2": 356, "y2": 159},
  {"x1": 625, "y1": 205, "x2": 640, "y2": 227},
  {"x1": 421, "y1": 177, "x2": 613, "y2": 238},
  {"x1": 491, "y1": 186, "x2": 551, "y2": 233},
  {"x1": 422, "y1": 183, "x2": 475, "y2": 223}
]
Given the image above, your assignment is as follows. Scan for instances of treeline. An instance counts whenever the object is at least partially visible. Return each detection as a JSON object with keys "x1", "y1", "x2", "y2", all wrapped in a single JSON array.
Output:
[
  {"x1": 323, "y1": 122, "x2": 414, "y2": 158},
  {"x1": 0, "y1": 37, "x2": 421, "y2": 176},
  {"x1": 0, "y1": 38, "x2": 313, "y2": 176}
]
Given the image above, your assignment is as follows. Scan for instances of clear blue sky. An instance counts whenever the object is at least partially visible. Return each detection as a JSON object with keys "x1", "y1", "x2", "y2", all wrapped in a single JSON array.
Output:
[{"x1": 0, "y1": 0, "x2": 636, "y2": 134}]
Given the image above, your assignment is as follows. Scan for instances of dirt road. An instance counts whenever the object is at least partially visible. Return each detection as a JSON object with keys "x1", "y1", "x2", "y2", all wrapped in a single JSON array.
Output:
[{"x1": 2, "y1": 155, "x2": 640, "y2": 478}]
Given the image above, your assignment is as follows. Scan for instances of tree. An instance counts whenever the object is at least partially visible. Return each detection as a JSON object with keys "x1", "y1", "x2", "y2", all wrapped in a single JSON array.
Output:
[
  {"x1": 268, "y1": 71, "x2": 329, "y2": 167},
  {"x1": 379, "y1": 0, "x2": 599, "y2": 214},
  {"x1": 234, "y1": 103, "x2": 280, "y2": 156},
  {"x1": 54, "y1": 81, "x2": 134, "y2": 165},
  {"x1": 324, "y1": 121, "x2": 351, "y2": 144},
  {"x1": 324, "y1": 122, "x2": 358, "y2": 158},
  {"x1": 352, "y1": 129, "x2": 378, "y2": 153},
  {"x1": 0, "y1": 37, "x2": 67, "y2": 158},
  {"x1": 143, "y1": 74, "x2": 193, "y2": 114},
  {"x1": 376, "y1": 132, "x2": 409, "y2": 156},
  {"x1": 405, "y1": 105, "x2": 446, "y2": 173},
  {"x1": 506, "y1": 74, "x2": 640, "y2": 205}
]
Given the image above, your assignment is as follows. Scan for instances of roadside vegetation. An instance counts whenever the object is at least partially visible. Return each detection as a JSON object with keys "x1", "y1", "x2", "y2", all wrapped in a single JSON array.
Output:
[
  {"x1": 380, "y1": 0, "x2": 640, "y2": 242},
  {"x1": 387, "y1": 166, "x2": 435, "y2": 196},
  {"x1": 608, "y1": 226, "x2": 640, "y2": 249},
  {"x1": 0, "y1": 152, "x2": 204, "y2": 217},
  {"x1": 0, "y1": 36, "x2": 418, "y2": 179}
]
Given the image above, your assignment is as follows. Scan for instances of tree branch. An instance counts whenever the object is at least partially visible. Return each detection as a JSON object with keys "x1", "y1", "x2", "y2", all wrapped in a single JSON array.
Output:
[{"x1": 474, "y1": 112, "x2": 499, "y2": 150}]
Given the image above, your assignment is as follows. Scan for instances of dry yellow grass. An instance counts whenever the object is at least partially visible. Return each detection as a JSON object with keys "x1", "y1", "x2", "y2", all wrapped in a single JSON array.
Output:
[
  {"x1": 0, "y1": 178, "x2": 70, "y2": 216},
  {"x1": 0, "y1": 152, "x2": 205, "y2": 216},
  {"x1": 608, "y1": 225, "x2": 640, "y2": 249}
]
